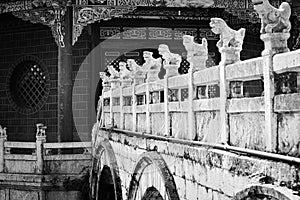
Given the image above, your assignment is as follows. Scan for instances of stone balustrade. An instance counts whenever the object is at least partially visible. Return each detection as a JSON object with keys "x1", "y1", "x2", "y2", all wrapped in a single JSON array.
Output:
[
  {"x1": 99, "y1": 4, "x2": 300, "y2": 156},
  {"x1": 0, "y1": 124, "x2": 92, "y2": 174}
]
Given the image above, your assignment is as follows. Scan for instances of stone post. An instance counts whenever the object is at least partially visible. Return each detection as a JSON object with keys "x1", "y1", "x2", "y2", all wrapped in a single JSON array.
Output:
[
  {"x1": 187, "y1": 71, "x2": 196, "y2": 140},
  {"x1": 120, "y1": 86, "x2": 124, "y2": 130},
  {"x1": 209, "y1": 18, "x2": 246, "y2": 144},
  {"x1": 133, "y1": 75, "x2": 145, "y2": 85},
  {"x1": 164, "y1": 78, "x2": 170, "y2": 137},
  {"x1": 164, "y1": 64, "x2": 180, "y2": 78},
  {"x1": 132, "y1": 85, "x2": 137, "y2": 132},
  {"x1": 145, "y1": 83, "x2": 151, "y2": 133},
  {"x1": 36, "y1": 123, "x2": 47, "y2": 174},
  {"x1": 158, "y1": 44, "x2": 181, "y2": 78},
  {"x1": 0, "y1": 126, "x2": 7, "y2": 173},
  {"x1": 252, "y1": 0, "x2": 292, "y2": 152},
  {"x1": 260, "y1": 33, "x2": 290, "y2": 56}
]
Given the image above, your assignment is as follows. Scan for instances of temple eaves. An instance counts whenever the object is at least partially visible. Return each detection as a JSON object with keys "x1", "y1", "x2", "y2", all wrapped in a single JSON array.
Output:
[{"x1": 0, "y1": 0, "x2": 288, "y2": 47}]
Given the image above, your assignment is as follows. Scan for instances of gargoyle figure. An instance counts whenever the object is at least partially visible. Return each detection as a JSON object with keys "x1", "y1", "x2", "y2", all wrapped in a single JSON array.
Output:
[
  {"x1": 0, "y1": 125, "x2": 6, "y2": 137},
  {"x1": 119, "y1": 61, "x2": 133, "y2": 80},
  {"x1": 99, "y1": 72, "x2": 109, "y2": 84},
  {"x1": 142, "y1": 51, "x2": 162, "y2": 71},
  {"x1": 210, "y1": 18, "x2": 246, "y2": 49},
  {"x1": 158, "y1": 44, "x2": 182, "y2": 66},
  {"x1": 252, "y1": 0, "x2": 291, "y2": 34},
  {"x1": 182, "y1": 35, "x2": 208, "y2": 58},
  {"x1": 107, "y1": 65, "x2": 120, "y2": 79},
  {"x1": 127, "y1": 59, "x2": 144, "y2": 77},
  {"x1": 36, "y1": 123, "x2": 47, "y2": 137}
]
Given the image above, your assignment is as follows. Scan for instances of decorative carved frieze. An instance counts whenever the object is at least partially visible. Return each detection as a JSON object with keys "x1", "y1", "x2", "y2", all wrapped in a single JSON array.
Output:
[
  {"x1": 73, "y1": 5, "x2": 136, "y2": 45},
  {"x1": 148, "y1": 28, "x2": 172, "y2": 40},
  {"x1": 123, "y1": 27, "x2": 147, "y2": 39},
  {"x1": 174, "y1": 28, "x2": 197, "y2": 40},
  {"x1": 0, "y1": 0, "x2": 68, "y2": 14},
  {"x1": 100, "y1": 27, "x2": 121, "y2": 39}
]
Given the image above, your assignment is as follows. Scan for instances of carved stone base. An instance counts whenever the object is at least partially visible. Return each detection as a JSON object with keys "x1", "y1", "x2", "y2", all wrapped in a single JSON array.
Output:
[
  {"x1": 219, "y1": 47, "x2": 241, "y2": 65},
  {"x1": 164, "y1": 64, "x2": 179, "y2": 78},
  {"x1": 146, "y1": 70, "x2": 160, "y2": 82},
  {"x1": 133, "y1": 76, "x2": 145, "y2": 85},
  {"x1": 188, "y1": 55, "x2": 207, "y2": 72},
  {"x1": 121, "y1": 79, "x2": 132, "y2": 87},
  {"x1": 261, "y1": 33, "x2": 290, "y2": 56},
  {"x1": 109, "y1": 80, "x2": 121, "y2": 89}
]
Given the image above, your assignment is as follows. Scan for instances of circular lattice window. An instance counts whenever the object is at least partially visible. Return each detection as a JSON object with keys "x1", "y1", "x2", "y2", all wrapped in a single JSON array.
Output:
[{"x1": 8, "y1": 58, "x2": 50, "y2": 114}]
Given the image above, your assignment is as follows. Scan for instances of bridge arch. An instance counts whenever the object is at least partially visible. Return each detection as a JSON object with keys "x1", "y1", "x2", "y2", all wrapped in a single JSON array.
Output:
[
  {"x1": 127, "y1": 151, "x2": 179, "y2": 200},
  {"x1": 233, "y1": 184, "x2": 300, "y2": 200},
  {"x1": 90, "y1": 137, "x2": 122, "y2": 200}
]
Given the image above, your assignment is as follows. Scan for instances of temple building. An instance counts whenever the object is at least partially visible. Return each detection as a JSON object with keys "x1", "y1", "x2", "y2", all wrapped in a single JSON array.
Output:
[{"x1": 0, "y1": 0, "x2": 299, "y2": 143}]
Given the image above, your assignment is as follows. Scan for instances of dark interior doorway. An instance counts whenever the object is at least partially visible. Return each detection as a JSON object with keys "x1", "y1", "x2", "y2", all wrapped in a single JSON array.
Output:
[
  {"x1": 97, "y1": 165, "x2": 115, "y2": 200},
  {"x1": 141, "y1": 186, "x2": 164, "y2": 200}
]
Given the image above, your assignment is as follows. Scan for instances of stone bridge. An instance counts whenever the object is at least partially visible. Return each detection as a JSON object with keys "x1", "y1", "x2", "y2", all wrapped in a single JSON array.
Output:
[
  {"x1": 91, "y1": 128, "x2": 300, "y2": 200},
  {"x1": 91, "y1": 5, "x2": 300, "y2": 200}
]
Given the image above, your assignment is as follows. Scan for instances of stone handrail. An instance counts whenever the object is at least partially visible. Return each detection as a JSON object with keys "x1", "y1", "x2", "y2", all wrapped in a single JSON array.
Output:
[{"x1": 0, "y1": 124, "x2": 91, "y2": 174}]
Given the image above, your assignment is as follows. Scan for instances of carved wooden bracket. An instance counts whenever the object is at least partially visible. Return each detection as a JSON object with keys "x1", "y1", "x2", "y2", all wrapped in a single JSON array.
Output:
[
  {"x1": 72, "y1": 5, "x2": 136, "y2": 45},
  {"x1": 12, "y1": 5, "x2": 66, "y2": 47}
]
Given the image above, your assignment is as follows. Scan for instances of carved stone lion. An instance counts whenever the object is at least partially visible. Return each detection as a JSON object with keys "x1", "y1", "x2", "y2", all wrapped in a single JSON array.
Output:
[
  {"x1": 210, "y1": 18, "x2": 246, "y2": 49},
  {"x1": 107, "y1": 65, "x2": 120, "y2": 79},
  {"x1": 142, "y1": 51, "x2": 162, "y2": 71},
  {"x1": 252, "y1": 0, "x2": 291, "y2": 34},
  {"x1": 127, "y1": 59, "x2": 144, "y2": 77},
  {"x1": 119, "y1": 61, "x2": 132, "y2": 80},
  {"x1": 158, "y1": 44, "x2": 182, "y2": 66},
  {"x1": 99, "y1": 72, "x2": 109, "y2": 83},
  {"x1": 182, "y1": 35, "x2": 208, "y2": 58}
]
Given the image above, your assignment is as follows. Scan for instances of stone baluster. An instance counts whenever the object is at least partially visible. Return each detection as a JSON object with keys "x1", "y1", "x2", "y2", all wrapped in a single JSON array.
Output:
[
  {"x1": 164, "y1": 78, "x2": 170, "y2": 137},
  {"x1": 0, "y1": 126, "x2": 7, "y2": 172},
  {"x1": 252, "y1": 0, "x2": 291, "y2": 152},
  {"x1": 36, "y1": 123, "x2": 47, "y2": 174},
  {"x1": 183, "y1": 35, "x2": 208, "y2": 72},
  {"x1": 209, "y1": 18, "x2": 246, "y2": 144}
]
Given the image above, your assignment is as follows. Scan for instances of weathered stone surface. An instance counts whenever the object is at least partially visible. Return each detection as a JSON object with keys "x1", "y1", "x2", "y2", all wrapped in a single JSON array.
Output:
[
  {"x1": 124, "y1": 113, "x2": 133, "y2": 131},
  {"x1": 228, "y1": 97, "x2": 264, "y2": 113},
  {"x1": 277, "y1": 113, "x2": 300, "y2": 156},
  {"x1": 103, "y1": 112, "x2": 111, "y2": 127},
  {"x1": 47, "y1": 191, "x2": 82, "y2": 200},
  {"x1": 5, "y1": 160, "x2": 36, "y2": 174},
  {"x1": 274, "y1": 93, "x2": 300, "y2": 112},
  {"x1": 137, "y1": 114, "x2": 147, "y2": 133},
  {"x1": 229, "y1": 113, "x2": 266, "y2": 151},
  {"x1": 171, "y1": 112, "x2": 188, "y2": 139},
  {"x1": 113, "y1": 113, "x2": 120, "y2": 128},
  {"x1": 195, "y1": 111, "x2": 220, "y2": 142},
  {"x1": 44, "y1": 159, "x2": 91, "y2": 174},
  {"x1": 10, "y1": 190, "x2": 39, "y2": 200},
  {"x1": 150, "y1": 113, "x2": 165, "y2": 136},
  {"x1": 273, "y1": 49, "x2": 300, "y2": 73},
  {"x1": 96, "y1": 130, "x2": 300, "y2": 200}
]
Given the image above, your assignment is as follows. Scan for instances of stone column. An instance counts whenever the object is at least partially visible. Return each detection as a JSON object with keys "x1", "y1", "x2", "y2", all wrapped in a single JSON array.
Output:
[
  {"x1": 36, "y1": 123, "x2": 47, "y2": 174},
  {"x1": 209, "y1": 17, "x2": 246, "y2": 144},
  {"x1": 0, "y1": 126, "x2": 7, "y2": 173},
  {"x1": 252, "y1": 0, "x2": 292, "y2": 152},
  {"x1": 58, "y1": 6, "x2": 73, "y2": 142}
]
